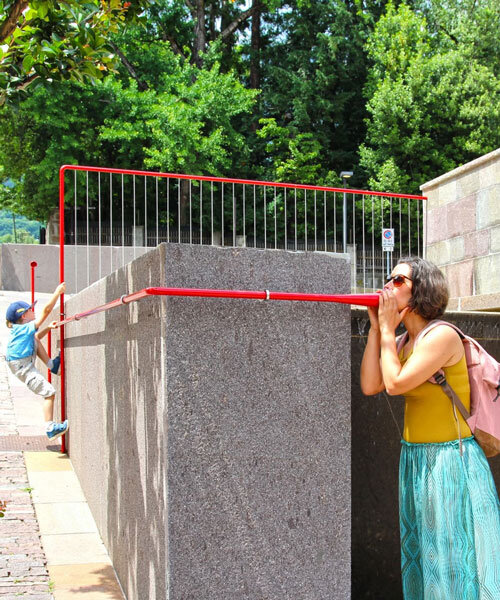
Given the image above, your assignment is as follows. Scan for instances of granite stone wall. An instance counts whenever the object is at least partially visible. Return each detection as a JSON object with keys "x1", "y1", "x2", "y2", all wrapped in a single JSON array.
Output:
[{"x1": 51, "y1": 243, "x2": 352, "y2": 600}]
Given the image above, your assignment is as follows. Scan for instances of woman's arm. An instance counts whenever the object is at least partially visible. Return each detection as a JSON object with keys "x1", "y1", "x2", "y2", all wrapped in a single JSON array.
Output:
[
  {"x1": 381, "y1": 326, "x2": 462, "y2": 395},
  {"x1": 360, "y1": 305, "x2": 386, "y2": 395},
  {"x1": 378, "y1": 291, "x2": 462, "y2": 395}
]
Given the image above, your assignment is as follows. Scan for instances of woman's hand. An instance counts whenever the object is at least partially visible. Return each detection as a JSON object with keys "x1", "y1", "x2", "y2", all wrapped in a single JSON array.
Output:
[
  {"x1": 378, "y1": 288, "x2": 409, "y2": 334},
  {"x1": 367, "y1": 306, "x2": 380, "y2": 332}
]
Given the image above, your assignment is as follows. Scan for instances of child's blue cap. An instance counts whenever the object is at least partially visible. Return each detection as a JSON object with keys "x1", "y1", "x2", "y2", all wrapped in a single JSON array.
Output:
[{"x1": 6, "y1": 300, "x2": 36, "y2": 324}]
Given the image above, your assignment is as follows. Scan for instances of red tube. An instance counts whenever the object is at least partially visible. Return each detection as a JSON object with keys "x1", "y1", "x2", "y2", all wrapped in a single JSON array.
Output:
[
  {"x1": 30, "y1": 261, "x2": 37, "y2": 305},
  {"x1": 56, "y1": 287, "x2": 379, "y2": 327}
]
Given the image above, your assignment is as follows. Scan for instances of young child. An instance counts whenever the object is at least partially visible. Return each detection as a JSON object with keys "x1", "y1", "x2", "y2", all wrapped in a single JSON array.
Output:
[{"x1": 5, "y1": 282, "x2": 68, "y2": 440}]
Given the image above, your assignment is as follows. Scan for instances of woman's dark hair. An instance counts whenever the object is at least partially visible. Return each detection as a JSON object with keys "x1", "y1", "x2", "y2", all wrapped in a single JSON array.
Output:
[{"x1": 397, "y1": 256, "x2": 449, "y2": 320}]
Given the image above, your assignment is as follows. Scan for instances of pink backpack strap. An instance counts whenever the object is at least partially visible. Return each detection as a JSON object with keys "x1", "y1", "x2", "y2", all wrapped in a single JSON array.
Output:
[
  {"x1": 414, "y1": 319, "x2": 465, "y2": 346},
  {"x1": 396, "y1": 332, "x2": 409, "y2": 356}
]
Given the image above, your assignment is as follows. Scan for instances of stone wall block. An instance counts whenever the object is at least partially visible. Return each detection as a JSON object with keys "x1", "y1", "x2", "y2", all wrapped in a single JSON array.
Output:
[
  {"x1": 426, "y1": 205, "x2": 448, "y2": 244},
  {"x1": 464, "y1": 229, "x2": 490, "y2": 259},
  {"x1": 55, "y1": 243, "x2": 352, "y2": 600},
  {"x1": 491, "y1": 227, "x2": 500, "y2": 254},
  {"x1": 445, "y1": 260, "x2": 474, "y2": 298},
  {"x1": 447, "y1": 196, "x2": 476, "y2": 238},
  {"x1": 449, "y1": 236, "x2": 465, "y2": 263},
  {"x1": 479, "y1": 160, "x2": 500, "y2": 188},
  {"x1": 426, "y1": 240, "x2": 451, "y2": 266},
  {"x1": 477, "y1": 187, "x2": 500, "y2": 230},
  {"x1": 475, "y1": 254, "x2": 500, "y2": 296},
  {"x1": 456, "y1": 169, "x2": 480, "y2": 200},
  {"x1": 436, "y1": 180, "x2": 457, "y2": 207}
]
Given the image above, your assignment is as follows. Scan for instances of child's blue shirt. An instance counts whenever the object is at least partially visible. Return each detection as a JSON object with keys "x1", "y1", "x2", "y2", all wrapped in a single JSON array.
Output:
[{"x1": 6, "y1": 321, "x2": 37, "y2": 361}]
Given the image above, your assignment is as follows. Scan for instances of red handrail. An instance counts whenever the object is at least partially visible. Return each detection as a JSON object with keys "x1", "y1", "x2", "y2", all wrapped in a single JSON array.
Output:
[
  {"x1": 59, "y1": 164, "x2": 427, "y2": 200},
  {"x1": 55, "y1": 287, "x2": 379, "y2": 327}
]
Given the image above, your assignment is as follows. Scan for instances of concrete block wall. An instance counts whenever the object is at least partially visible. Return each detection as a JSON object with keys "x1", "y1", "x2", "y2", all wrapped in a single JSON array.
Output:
[
  {"x1": 0, "y1": 243, "x2": 150, "y2": 294},
  {"x1": 421, "y1": 148, "x2": 500, "y2": 311},
  {"x1": 50, "y1": 243, "x2": 352, "y2": 600}
]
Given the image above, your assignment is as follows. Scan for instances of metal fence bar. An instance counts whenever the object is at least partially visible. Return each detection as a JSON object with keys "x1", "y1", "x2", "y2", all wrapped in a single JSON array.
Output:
[
  {"x1": 86, "y1": 172, "x2": 90, "y2": 288},
  {"x1": 109, "y1": 173, "x2": 113, "y2": 275},
  {"x1": 74, "y1": 171, "x2": 78, "y2": 292},
  {"x1": 98, "y1": 173, "x2": 101, "y2": 280},
  {"x1": 121, "y1": 174, "x2": 125, "y2": 268}
]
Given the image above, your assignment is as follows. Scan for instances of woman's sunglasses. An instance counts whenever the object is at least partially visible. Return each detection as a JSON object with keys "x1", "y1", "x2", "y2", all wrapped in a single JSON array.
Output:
[{"x1": 386, "y1": 274, "x2": 412, "y2": 287}]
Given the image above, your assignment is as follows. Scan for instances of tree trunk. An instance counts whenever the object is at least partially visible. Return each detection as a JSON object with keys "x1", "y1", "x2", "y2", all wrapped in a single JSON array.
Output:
[
  {"x1": 193, "y1": 0, "x2": 206, "y2": 68},
  {"x1": 250, "y1": 0, "x2": 261, "y2": 90},
  {"x1": 250, "y1": 0, "x2": 262, "y2": 132}
]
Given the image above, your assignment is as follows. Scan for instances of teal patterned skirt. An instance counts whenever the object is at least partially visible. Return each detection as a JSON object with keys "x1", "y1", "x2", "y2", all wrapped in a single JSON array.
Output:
[{"x1": 400, "y1": 437, "x2": 500, "y2": 600}]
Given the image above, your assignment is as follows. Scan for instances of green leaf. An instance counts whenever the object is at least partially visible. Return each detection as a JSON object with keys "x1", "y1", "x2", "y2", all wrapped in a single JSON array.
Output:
[{"x1": 22, "y1": 55, "x2": 34, "y2": 73}]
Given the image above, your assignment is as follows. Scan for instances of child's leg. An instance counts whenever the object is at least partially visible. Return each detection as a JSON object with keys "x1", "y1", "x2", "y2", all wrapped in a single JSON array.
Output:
[
  {"x1": 43, "y1": 395, "x2": 55, "y2": 422},
  {"x1": 36, "y1": 342, "x2": 51, "y2": 367},
  {"x1": 35, "y1": 342, "x2": 58, "y2": 373}
]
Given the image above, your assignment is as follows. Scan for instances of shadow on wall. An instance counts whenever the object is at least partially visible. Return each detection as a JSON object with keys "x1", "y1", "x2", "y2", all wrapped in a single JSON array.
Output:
[
  {"x1": 351, "y1": 311, "x2": 404, "y2": 599},
  {"x1": 103, "y1": 266, "x2": 167, "y2": 598},
  {"x1": 351, "y1": 309, "x2": 500, "y2": 600}
]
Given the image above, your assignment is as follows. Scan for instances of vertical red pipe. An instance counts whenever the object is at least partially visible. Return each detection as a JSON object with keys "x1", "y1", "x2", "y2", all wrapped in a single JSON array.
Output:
[
  {"x1": 30, "y1": 261, "x2": 37, "y2": 305},
  {"x1": 30, "y1": 260, "x2": 53, "y2": 385},
  {"x1": 59, "y1": 167, "x2": 67, "y2": 453}
]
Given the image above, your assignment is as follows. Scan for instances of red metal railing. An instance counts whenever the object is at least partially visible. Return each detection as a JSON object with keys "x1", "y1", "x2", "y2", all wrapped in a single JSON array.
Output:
[
  {"x1": 59, "y1": 164, "x2": 426, "y2": 199},
  {"x1": 58, "y1": 164, "x2": 422, "y2": 451}
]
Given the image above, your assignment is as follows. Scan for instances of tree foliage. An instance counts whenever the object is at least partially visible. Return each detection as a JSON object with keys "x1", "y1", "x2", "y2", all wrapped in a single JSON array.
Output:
[
  {"x1": 360, "y1": 1, "x2": 500, "y2": 193},
  {"x1": 0, "y1": 0, "x2": 499, "y2": 222},
  {"x1": 0, "y1": 0, "x2": 148, "y2": 103}
]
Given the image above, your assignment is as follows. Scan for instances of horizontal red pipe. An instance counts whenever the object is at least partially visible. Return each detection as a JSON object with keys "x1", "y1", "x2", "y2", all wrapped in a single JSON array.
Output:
[
  {"x1": 60, "y1": 165, "x2": 427, "y2": 201},
  {"x1": 56, "y1": 287, "x2": 379, "y2": 327}
]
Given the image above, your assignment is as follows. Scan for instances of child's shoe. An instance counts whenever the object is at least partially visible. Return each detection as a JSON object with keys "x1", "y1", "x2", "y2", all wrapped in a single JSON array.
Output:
[
  {"x1": 46, "y1": 420, "x2": 69, "y2": 440},
  {"x1": 50, "y1": 355, "x2": 61, "y2": 375}
]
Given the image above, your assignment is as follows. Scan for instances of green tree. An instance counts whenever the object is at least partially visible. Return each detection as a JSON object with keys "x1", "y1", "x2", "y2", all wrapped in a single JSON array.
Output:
[
  {"x1": 0, "y1": 42, "x2": 258, "y2": 221},
  {"x1": 0, "y1": 228, "x2": 38, "y2": 243},
  {"x1": 251, "y1": 0, "x2": 387, "y2": 187},
  {"x1": 360, "y1": 2, "x2": 500, "y2": 193},
  {"x1": 0, "y1": 0, "x2": 149, "y2": 103}
]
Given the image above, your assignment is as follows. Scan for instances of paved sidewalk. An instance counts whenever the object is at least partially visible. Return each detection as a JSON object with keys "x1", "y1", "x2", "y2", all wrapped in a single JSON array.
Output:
[
  {"x1": 0, "y1": 337, "x2": 54, "y2": 599},
  {"x1": 0, "y1": 290, "x2": 124, "y2": 600}
]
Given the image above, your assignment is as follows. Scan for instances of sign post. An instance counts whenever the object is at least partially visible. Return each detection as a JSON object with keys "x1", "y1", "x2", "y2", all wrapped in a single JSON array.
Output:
[{"x1": 382, "y1": 228, "x2": 394, "y2": 279}]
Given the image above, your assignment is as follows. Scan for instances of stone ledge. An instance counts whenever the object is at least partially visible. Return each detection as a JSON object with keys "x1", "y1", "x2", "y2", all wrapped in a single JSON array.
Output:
[
  {"x1": 421, "y1": 148, "x2": 500, "y2": 192},
  {"x1": 448, "y1": 291, "x2": 500, "y2": 312}
]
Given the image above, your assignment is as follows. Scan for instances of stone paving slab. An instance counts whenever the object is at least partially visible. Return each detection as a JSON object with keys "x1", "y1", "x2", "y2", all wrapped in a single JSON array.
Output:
[{"x1": 0, "y1": 436, "x2": 61, "y2": 452}]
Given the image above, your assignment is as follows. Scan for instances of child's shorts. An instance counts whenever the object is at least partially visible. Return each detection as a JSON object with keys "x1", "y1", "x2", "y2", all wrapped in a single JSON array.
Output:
[{"x1": 7, "y1": 356, "x2": 55, "y2": 398}]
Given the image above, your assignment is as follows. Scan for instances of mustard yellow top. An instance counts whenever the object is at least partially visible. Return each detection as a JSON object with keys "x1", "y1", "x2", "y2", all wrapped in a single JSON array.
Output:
[{"x1": 401, "y1": 352, "x2": 472, "y2": 443}]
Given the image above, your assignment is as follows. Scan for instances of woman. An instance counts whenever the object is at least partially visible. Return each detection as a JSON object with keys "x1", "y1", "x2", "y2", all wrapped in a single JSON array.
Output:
[{"x1": 360, "y1": 256, "x2": 500, "y2": 599}]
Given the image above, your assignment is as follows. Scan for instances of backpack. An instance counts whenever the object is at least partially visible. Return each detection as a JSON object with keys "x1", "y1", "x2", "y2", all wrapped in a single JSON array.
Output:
[{"x1": 397, "y1": 320, "x2": 500, "y2": 457}]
